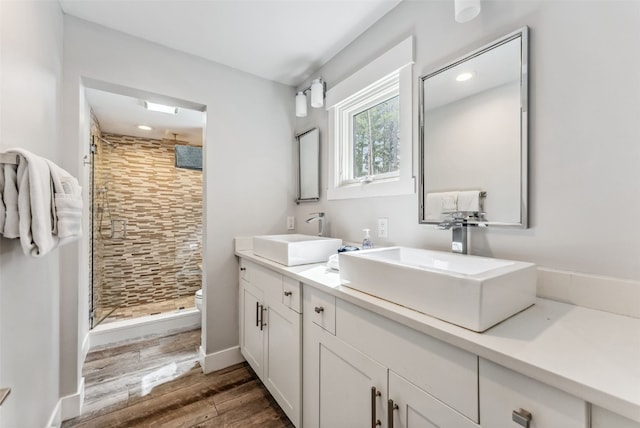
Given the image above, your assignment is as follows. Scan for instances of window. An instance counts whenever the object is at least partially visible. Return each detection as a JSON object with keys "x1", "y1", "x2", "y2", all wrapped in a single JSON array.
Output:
[
  {"x1": 327, "y1": 37, "x2": 414, "y2": 200},
  {"x1": 352, "y1": 95, "x2": 399, "y2": 181}
]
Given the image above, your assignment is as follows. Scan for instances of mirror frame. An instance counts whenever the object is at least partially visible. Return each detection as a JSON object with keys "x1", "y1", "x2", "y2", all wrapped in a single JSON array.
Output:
[
  {"x1": 418, "y1": 26, "x2": 529, "y2": 228},
  {"x1": 296, "y1": 127, "x2": 320, "y2": 203}
]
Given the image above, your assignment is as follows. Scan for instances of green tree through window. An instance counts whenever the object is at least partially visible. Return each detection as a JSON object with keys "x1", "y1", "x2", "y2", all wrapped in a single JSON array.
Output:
[{"x1": 352, "y1": 95, "x2": 400, "y2": 179}]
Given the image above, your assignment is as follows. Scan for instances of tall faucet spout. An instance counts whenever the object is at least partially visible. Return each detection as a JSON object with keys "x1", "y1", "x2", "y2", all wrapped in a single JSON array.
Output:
[{"x1": 305, "y1": 212, "x2": 325, "y2": 237}]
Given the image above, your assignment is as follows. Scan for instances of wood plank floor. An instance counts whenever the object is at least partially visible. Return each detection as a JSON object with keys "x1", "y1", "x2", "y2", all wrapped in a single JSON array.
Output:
[{"x1": 63, "y1": 328, "x2": 293, "y2": 427}]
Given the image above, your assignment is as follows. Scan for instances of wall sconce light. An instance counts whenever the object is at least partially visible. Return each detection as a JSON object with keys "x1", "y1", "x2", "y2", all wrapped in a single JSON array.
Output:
[
  {"x1": 454, "y1": 0, "x2": 481, "y2": 23},
  {"x1": 295, "y1": 78, "x2": 326, "y2": 117}
]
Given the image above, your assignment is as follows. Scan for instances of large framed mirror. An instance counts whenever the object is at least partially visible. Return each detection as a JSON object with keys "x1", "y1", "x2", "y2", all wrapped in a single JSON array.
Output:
[
  {"x1": 419, "y1": 27, "x2": 528, "y2": 227},
  {"x1": 296, "y1": 128, "x2": 320, "y2": 203}
]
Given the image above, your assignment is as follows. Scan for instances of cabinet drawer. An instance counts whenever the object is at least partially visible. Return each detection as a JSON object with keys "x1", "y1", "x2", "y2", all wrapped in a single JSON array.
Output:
[
  {"x1": 479, "y1": 358, "x2": 588, "y2": 428},
  {"x1": 239, "y1": 258, "x2": 252, "y2": 282},
  {"x1": 283, "y1": 277, "x2": 302, "y2": 313},
  {"x1": 308, "y1": 286, "x2": 336, "y2": 335},
  {"x1": 591, "y1": 405, "x2": 640, "y2": 428},
  {"x1": 252, "y1": 263, "x2": 283, "y2": 303},
  {"x1": 336, "y1": 299, "x2": 479, "y2": 422}
]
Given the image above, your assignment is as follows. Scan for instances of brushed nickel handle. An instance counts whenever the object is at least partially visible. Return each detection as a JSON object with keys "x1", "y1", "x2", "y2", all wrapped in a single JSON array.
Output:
[
  {"x1": 284, "y1": 291, "x2": 293, "y2": 296},
  {"x1": 512, "y1": 408, "x2": 532, "y2": 428},
  {"x1": 259, "y1": 305, "x2": 266, "y2": 330},
  {"x1": 314, "y1": 306, "x2": 324, "y2": 314},
  {"x1": 255, "y1": 301, "x2": 260, "y2": 327},
  {"x1": 371, "y1": 386, "x2": 381, "y2": 427},
  {"x1": 388, "y1": 398, "x2": 399, "y2": 428}
]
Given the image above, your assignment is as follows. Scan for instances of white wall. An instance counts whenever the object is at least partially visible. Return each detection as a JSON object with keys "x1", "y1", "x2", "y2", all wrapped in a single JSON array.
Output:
[
  {"x1": 294, "y1": 0, "x2": 640, "y2": 282},
  {"x1": 62, "y1": 16, "x2": 296, "y2": 382},
  {"x1": 0, "y1": 1, "x2": 64, "y2": 426}
]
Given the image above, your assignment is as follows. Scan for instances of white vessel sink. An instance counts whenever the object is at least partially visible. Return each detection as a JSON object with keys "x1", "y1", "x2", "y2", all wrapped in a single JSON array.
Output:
[
  {"x1": 253, "y1": 234, "x2": 342, "y2": 266},
  {"x1": 339, "y1": 247, "x2": 536, "y2": 332}
]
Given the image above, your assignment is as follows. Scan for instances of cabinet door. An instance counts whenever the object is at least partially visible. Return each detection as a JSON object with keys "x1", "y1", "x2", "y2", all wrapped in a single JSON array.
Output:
[
  {"x1": 389, "y1": 371, "x2": 479, "y2": 428},
  {"x1": 479, "y1": 358, "x2": 588, "y2": 428},
  {"x1": 318, "y1": 331, "x2": 387, "y2": 428},
  {"x1": 240, "y1": 284, "x2": 264, "y2": 378},
  {"x1": 264, "y1": 303, "x2": 301, "y2": 427}
]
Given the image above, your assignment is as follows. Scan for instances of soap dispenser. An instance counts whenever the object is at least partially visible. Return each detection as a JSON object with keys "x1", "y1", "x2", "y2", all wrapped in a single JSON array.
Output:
[{"x1": 362, "y1": 229, "x2": 374, "y2": 249}]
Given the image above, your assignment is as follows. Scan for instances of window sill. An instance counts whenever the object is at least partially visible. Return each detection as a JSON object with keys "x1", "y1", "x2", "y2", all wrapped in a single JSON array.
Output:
[{"x1": 327, "y1": 176, "x2": 415, "y2": 200}]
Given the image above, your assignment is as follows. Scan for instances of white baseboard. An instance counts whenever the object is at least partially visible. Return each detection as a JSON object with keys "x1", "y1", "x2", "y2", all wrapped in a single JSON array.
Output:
[
  {"x1": 61, "y1": 377, "x2": 84, "y2": 420},
  {"x1": 81, "y1": 333, "x2": 90, "y2": 363},
  {"x1": 198, "y1": 345, "x2": 244, "y2": 374},
  {"x1": 46, "y1": 399, "x2": 62, "y2": 428},
  {"x1": 90, "y1": 309, "x2": 201, "y2": 348}
]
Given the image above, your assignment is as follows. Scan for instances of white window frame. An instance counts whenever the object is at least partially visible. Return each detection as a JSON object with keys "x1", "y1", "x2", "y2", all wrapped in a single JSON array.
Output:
[{"x1": 327, "y1": 36, "x2": 414, "y2": 200}]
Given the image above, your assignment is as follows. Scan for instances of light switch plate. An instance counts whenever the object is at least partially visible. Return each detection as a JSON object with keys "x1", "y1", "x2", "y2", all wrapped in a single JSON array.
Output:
[{"x1": 287, "y1": 216, "x2": 295, "y2": 230}]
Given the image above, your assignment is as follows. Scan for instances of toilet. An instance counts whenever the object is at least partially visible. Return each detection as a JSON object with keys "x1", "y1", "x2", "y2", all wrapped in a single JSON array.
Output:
[{"x1": 195, "y1": 289, "x2": 203, "y2": 311}]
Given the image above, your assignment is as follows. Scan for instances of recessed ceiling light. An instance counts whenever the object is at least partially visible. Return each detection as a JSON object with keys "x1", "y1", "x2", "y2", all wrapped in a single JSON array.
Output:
[
  {"x1": 144, "y1": 101, "x2": 179, "y2": 115},
  {"x1": 137, "y1": 125, "x2": 152, "y2": 131},
  {"x1": 456, "y1": 72, "x2": 474, "y2": 82}
]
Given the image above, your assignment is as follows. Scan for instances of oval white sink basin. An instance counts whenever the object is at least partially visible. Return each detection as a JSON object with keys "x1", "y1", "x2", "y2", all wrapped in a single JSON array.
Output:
[
  {"x1": 339, "y1": 247, "x2": 536, "y2": 332},
  {"x1": 254, "y1": 234, "x2": 342, "y2": 266}
]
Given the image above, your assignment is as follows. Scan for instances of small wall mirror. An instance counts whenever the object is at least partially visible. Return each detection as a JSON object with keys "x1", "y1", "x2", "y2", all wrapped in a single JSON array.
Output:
[
  {"x1": 419, "y1": 27, "x2": 528, "y2": 227},
  {"x1": 296, "y1": 128, "x2": 320, "y2": 203}
]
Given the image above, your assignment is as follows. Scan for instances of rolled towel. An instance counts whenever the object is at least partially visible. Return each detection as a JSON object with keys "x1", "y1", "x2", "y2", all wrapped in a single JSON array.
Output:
[
  {"x1": 425, "y1": 191, "x2": 458, "y2": 221},
  {"x1": 457, "y1": 190, "x2": 482, "y2": 212},
  {"x1": 54, "y1": 194, "x2": 83, "y2": 244},
  {"x1": 46, "y1": 159, "x2": 83, "y2": 243}
]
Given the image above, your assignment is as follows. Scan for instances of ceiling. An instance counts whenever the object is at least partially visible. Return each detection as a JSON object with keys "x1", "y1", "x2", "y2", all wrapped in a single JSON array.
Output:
[
  {"x1": 59, "y1": 0, "x2": 402, "y2": 87},
  {"x1": 62, "y1": 0, "x2": 402, "y2": 144},
  {"x1": 85, "y1": 88, "x2": 205, "y2": 143}
]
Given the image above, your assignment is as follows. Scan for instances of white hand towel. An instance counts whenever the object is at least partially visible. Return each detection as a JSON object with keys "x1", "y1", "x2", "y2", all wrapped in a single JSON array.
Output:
[
  {"x1": 9, "y1": 149, "x2": 58, "y2": 257},
  {"x1": 425, "y1": 191, "x2": 458, "y2": 221},
  {"x1": 47, "y1": 159, "x2": 83, "y2": 244},
  {"x1": 457, "y1": 190, "x2": 482, "y2": 212},
  {"x1": 3, "y1": 164, "x2": 20, "y2": 239}
]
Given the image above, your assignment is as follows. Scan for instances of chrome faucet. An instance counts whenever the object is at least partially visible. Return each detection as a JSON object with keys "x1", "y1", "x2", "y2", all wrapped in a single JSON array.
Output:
[
  {"x1": 305, "y1": 212, "x2": 325, "y2": 237},
  {"x1": 437, "y1": 211, "x2": 486, "y2": 254}
]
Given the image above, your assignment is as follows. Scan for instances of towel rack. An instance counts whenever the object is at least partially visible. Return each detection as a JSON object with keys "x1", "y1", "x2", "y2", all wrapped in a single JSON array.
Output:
[{"x1": 0, "y1": 153, "x2": 19, "y2": 165}]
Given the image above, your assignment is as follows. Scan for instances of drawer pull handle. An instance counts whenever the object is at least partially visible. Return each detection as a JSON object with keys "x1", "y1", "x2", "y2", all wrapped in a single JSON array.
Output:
[
  {"x1": 388, "y1": 399, "x2": 399, "y2": 428},
  {"x1": 314, "y1": 306, "x2": 324, "y2": 314},
  {"x1": 255, "y1": 301, "x2": 260, "y2": 327},
  {"x1": 284, "y1": 291, "x2": 293, "y2": 296},
  {"x1": 259, "y1": 305, "x2": 266, "y2": 331},
  {"x1": 512, "y1": 408, "x2": 532, "y2": 428},
  {"x1": 371, "y1": 386, "x2": 382, "y2": 427}
]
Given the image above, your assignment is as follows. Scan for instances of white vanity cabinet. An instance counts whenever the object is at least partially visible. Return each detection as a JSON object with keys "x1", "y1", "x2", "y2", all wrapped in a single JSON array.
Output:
[
  {"x1": 302, "y1": 284, "x2": 480, "y2": 428},
  {"x1": 238, "y1": 259, "x2": 301, "y2": 427},
  {"x1": 479, "y1": 358, "x2": 588, "y2": 428}
]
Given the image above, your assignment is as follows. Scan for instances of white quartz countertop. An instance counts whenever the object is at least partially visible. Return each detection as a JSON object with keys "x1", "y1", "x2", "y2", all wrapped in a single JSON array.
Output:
[{"x1": 236, "y1": 250, "x2": 640, "y2": 422}]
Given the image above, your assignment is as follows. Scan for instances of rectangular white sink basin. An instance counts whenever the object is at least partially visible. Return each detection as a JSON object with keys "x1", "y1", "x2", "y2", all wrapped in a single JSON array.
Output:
[
  {"x1": 253, "y1": 234, "x2": 342, "y2": 266},
  {"x1": 339, "y1": 247, "x2": 536, "y2": 332}
]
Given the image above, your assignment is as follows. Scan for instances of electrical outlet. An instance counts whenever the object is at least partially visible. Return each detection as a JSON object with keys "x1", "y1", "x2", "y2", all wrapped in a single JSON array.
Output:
[
  {"x1": 287, "y1": 216, "x2": 295, "y2": 230},
  {"x1": 377, "y1": 218, "x2": 388, "y2": 238}
]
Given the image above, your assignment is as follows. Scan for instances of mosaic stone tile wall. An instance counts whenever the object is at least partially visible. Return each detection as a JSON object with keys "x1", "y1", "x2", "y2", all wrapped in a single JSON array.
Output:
[
  {"x1": 91, "y1": 129, "x2": 203, "y2": 312},
  {"x1": 90, "y1": 113, "x2": 105, "y2": 315}
]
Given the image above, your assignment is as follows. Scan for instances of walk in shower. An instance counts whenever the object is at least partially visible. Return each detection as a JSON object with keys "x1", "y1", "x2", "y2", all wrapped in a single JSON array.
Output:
[{"x1": 88, "y1": 99, "x2": 204, "y2": 328}]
